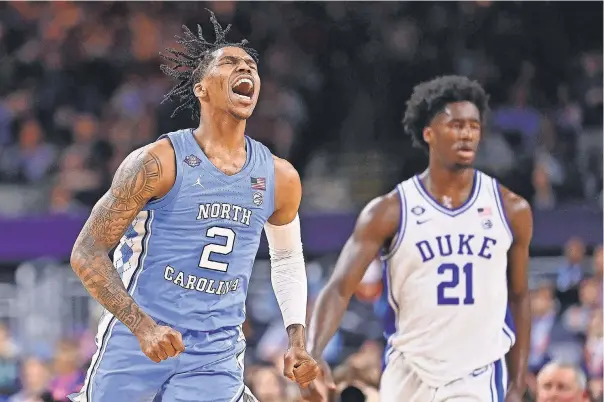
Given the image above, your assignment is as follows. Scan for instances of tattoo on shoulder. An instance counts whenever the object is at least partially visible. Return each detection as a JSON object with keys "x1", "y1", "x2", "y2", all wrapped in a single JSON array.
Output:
[
  {"x1": 87, "y1": 149, "x2": 164, "y2": 246},
  {"x1": 108, "y1": 149, "x2": 163, "y2": 212}
]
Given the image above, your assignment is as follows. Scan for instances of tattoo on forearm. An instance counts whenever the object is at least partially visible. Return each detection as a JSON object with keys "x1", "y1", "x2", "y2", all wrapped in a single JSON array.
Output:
[
  {"x1": 287, "y1": 324, "x2": 306, "y2": 347},
  {"x1": 71, "y1": 149, "x2": 163, "y2": 333}
]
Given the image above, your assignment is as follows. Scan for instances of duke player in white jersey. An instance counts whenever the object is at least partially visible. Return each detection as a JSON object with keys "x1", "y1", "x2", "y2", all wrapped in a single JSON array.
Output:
[
  {"x1": 70, "y1": 11, "x2": 319, "y2": 401},
  {"x1": 303, "y1": 76, "x2": 532, "y2": 402}
]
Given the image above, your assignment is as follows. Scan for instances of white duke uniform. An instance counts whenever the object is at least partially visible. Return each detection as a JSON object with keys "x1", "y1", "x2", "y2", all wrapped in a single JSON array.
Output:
[{"x1": 379, "y1": 170, "x2": 515, "y2": 402}]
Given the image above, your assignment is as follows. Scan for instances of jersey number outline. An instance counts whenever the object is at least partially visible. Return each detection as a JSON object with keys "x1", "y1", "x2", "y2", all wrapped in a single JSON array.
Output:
[
  {"x1": 199, "y1": 227, "x2": 235, "y2": 272},
  {"x1": 437, "y1": 262, "x2": 475, "y2": 305}
]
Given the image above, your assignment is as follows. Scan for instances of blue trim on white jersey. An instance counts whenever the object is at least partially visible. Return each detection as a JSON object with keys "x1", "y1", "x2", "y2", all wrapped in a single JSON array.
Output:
[
  {"x1": 382, "y1": 259, "x2": 400, "y2": 316},
  {"x1": 380, "y1": 257, "x2": 400, "y2": 370},
  {"x1": 489, "y1": 358, "x2": 507, "y2": 402},
  {"x1": 380, "y1": 260, "x2": 398, "y2": 336},
  {"x1": 494, "y1": 359, "x2": 505, "y2": 401},
  {"x1": 490, "y1": 363, "x2": 495, "y2": 402},
  {"x1": 379, "y1": 258, "x2": 397, "y2": 370},
  {"x1": 412, "y1": 170, "x2": 482, "y2": 217},
  {"x1": 503, "y1": 305, "x2": 517, "y2": 348},
  {"x1": 85, "y1": 211, "x2": 154, "y2": 401},
  {"x1": 491, "y1": 178, "x2": 513, "y2": 242},
  {"x1": 381, "y1": 183, "x2": 407, "y2": 260}
]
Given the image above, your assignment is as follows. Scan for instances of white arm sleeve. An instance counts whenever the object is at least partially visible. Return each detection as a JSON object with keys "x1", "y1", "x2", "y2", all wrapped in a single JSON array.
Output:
[{"x1": 264, "y1": 214, "x2": 307, "y2": 329}]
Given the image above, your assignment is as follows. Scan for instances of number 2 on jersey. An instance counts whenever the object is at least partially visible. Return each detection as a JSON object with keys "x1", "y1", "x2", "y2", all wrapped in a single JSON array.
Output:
[
  {"x1": 437, "y1": 262, "x2": 475, "y2": 305},
  {"x1": 199, "y1": 227, "x2": 235, "y2": 272}
]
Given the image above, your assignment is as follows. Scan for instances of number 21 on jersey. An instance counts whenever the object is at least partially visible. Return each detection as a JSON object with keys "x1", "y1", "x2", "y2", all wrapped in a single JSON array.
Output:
[{"x1": 437, "y1": 262, "x2": 475, "y2": 305}]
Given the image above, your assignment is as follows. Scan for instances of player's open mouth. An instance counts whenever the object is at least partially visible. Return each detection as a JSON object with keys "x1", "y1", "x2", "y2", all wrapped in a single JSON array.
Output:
[{"x1": 231, "y1": 76, "x2": 255, "y2": 102}]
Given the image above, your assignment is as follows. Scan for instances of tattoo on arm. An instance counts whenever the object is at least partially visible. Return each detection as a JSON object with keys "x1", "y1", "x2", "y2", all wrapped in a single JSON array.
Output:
[
  {"x1": 286, "y1": 324, "x2": 306, "y2": 348},
  {"x1": 71, "y1": 149, "x2": 163, "y2": 334}
]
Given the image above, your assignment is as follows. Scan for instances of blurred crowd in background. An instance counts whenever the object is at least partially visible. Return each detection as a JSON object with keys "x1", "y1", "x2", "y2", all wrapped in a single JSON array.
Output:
[
  {"x1": 0, "y1": 1, "x2": 602, "y2": 214},
  {"x1": 0, "y1": 2, "x2": 602, "y2": 402}
]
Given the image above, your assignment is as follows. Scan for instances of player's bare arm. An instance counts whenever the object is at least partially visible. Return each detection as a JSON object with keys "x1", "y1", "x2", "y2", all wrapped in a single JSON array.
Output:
[
  {"x1": 307, "y1": 191, "x2": 399, "y2": 361},
  {"x1": 300, "y1": 192, "x2": 399, "y2": 402},
  {"x1": 266, "y1": 156, "x2": 320, "y2": 386},
  {"x1": 501, "y1": 185, "x2": 533, "y2": 400},
  {"x1": 70, "y1": 139, "x2": 185, "y2": 362}
]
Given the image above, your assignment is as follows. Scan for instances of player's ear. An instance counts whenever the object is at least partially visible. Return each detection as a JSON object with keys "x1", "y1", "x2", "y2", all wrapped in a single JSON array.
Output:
[
  {"x1": 423, "y1": 126, "x2": 434, "y2": 146},
  {"x1": 193, "y1": 83, "x2": 207, "y2": 99}
]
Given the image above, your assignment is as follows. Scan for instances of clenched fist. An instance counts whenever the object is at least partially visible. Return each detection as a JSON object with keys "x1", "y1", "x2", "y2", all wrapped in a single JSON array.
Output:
[
  {"x1": 283, "y1": 346, "x2": 321, "y2": 388},
  {"x1": 135, "y1": 323, "x2": 185, "y2": 363}
]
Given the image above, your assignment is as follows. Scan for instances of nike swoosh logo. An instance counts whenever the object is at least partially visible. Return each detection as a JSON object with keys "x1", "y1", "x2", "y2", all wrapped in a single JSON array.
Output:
[{"x1": 417, "y1": 219, "x2": 430, "y2": 225}]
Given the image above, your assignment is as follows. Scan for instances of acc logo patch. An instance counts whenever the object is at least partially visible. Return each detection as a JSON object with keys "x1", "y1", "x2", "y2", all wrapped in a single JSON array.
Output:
[
  {"x1": 184, "y1": 155, "x2": 201, "y2": 167},
  {"x1": 411, "y1": 206, "x2": 426, "y2": 216},
  {"x1": 253, "y1": 191, "x2": 263, "y2": 206}
]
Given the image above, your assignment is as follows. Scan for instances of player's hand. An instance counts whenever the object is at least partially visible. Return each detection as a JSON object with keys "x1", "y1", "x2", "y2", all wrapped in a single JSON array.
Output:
[
  {"x1": 283, "y1": 346, "x2": 321, "y2": 387},
  {"x1": 299, "y1": 359, "x2": 336, "y2": 402},
  {"x1": 135, "y1": 323, "x2": 185, "y2": 363}
]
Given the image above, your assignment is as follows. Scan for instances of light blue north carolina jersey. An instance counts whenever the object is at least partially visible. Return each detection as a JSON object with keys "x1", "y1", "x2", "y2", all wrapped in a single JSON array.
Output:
[{"x1": 112, "y1": 128, "x2": 275, "y2": 332}]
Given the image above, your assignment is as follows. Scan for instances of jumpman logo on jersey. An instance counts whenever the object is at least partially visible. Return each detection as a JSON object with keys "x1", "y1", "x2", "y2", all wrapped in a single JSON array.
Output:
[{"x1": 192, "y1": 176, "x2": 204, "y2": 188}]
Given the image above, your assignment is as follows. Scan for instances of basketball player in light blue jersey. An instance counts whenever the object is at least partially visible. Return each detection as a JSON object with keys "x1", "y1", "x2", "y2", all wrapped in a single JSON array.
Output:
[{"x1": 69, "y1": 10, "x2": 319, "y2": 402}]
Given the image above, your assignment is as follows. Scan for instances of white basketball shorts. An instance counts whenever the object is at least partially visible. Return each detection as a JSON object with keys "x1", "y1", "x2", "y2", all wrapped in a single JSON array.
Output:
[{"x1": 380, "y1": 351, "x2": 508, "y2": 402}]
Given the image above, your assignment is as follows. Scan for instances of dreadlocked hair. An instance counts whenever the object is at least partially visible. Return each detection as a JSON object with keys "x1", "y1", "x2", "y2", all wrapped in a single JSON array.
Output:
[
  {"x1": 402, "y1": 75, "x2": 489, "y2": 153},
  {"x1": 160, "y1": 9, "x2": 259, "y2": 120}
]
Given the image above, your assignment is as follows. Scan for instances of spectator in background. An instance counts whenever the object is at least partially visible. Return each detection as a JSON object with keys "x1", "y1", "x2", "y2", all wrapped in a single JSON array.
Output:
[
  {"x1": 528, "y1": 283, "x2": 583, "y2": 376},
  {"x1": 54, "y1": 150, "x2": 101, "y2": 208},
  {"x1": 584, "y1": 310, "x2": 603, "y2": 401},
  {"x1": 47, "y1": 341, "x2": 84, "y2": 402},
  {"x1": 61, "y1": 113, "x2": 99, "y2": 166},
  {"x1": 331, "y1": 341, "x2": 381, "y2": 402},
  {"x1": 47, "y1": 184, "x2": 88, "y2": 215},
  {"x1": 556, "y1": 238, "x2": 587, "y2": 309},
  {"x1": 0, "y1": 323, "x2": 19, "y2": 400},
  {"x1": 535, "y1": 361, "x2": 589, "y2": 402},
  {"x1": 491, "y1": 84, "x2": 542, "y2": 156},
  {"x1": 592, "y1": 246, "x2": 603, "y2": 304},
  {"x1": 0, "y1": 118, "x2": 57, "y2": 184},
  {"x1": 532, "y1": 162, "x2": 557, "y2": 211},
  {"x1": 562, "y1": 279, "x2": 602, "y2": 336},
  {"x1": 529, "y1": 284, "x2": 559, "y2": 374},
  {"x1": 8, "y1": 357, "x2": 53, "y2": 402},
  {"x1": 247, "y1": 366, "x2": 289, "y2": 402},
  {"x1": 574, "y1": 53, "x2": 603, "y2": 127}
]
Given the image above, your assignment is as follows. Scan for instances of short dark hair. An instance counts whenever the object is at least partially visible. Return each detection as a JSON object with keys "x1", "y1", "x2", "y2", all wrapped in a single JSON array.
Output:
[
  {"x1": 160, "y1": 9, "x2": 259, "y2": 120},
  {"x1": 402, "y1": 75, "x2": 489, "y2": 152}
]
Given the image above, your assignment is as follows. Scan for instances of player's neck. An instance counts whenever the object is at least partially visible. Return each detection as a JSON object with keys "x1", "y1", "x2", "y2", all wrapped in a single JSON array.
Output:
[
  {"x1": 425, "y1": 163, "x2": 475, "y2": 194},
  {"x1": 195, "y1": 109, "x2": 247, "y2": 150}
]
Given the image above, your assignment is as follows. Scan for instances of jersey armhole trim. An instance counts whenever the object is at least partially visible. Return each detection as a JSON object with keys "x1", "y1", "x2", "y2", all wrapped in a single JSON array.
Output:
[
  {"x1": 491, "y1": 178, "x2": 513, "y2": 242},
  {"x1": 381, "y1": 183, "x2": 407, "y2": 261},
  {"x1": 144, "y1": 136, "x2": 183, "y2": 211},
  {"x1": 267, "y1": 147, "x2": 277, "y2": 217}
]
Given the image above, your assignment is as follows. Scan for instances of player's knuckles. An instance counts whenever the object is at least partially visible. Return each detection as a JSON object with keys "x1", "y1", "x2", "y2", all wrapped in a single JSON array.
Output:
[
  {"x1": 294, "y1": 369, "x2": 315, "y2": 382},
  {"x1": 162, "y1": 344, "x2": 178, "y2": 357},
  {"x1": 159, "y1": 336, "x2": 173, "y2": 348},
  {"x1": 157, "y1": 350, "x2": 168, "y2": 360},
  {"x1": 173, "y1": 330, "x2": 184, "y2": 344},
  {"x1": 295, "y1": 371, "x2": 317, "y2": 383},
  {"x1": 170, "y1": 332, "x2": 186, "y2": 350}
]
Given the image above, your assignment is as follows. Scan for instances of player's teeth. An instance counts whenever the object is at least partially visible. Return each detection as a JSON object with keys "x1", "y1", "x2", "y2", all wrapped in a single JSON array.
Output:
[{"x1": 234, "y1": 78, "x2": 253, "y2": 88}]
